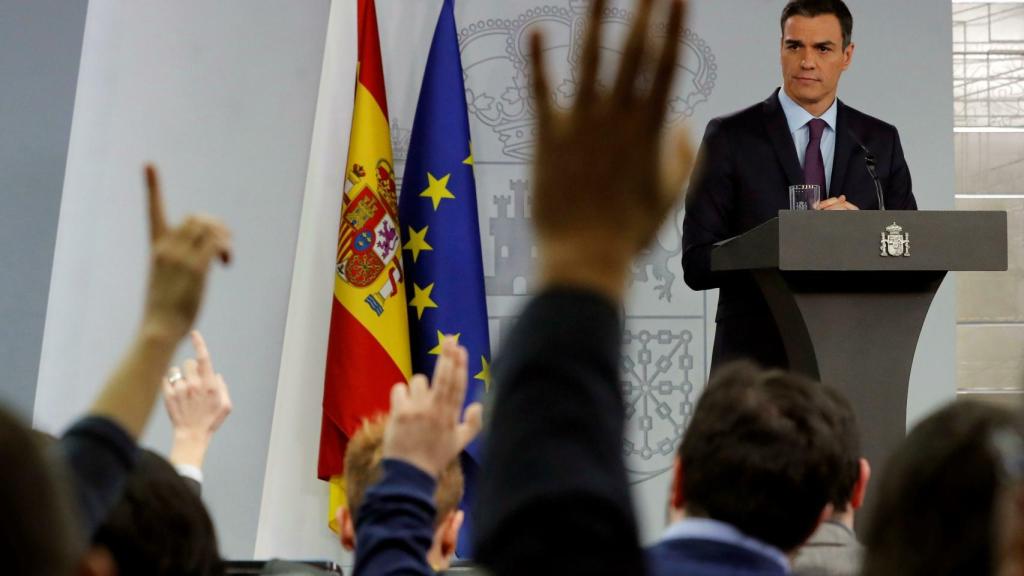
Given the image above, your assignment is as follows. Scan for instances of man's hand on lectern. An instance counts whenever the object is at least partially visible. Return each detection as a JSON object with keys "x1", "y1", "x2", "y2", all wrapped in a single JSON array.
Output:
[{"x1": 818, "y1": 194, "x2": 860, "y2": 210}]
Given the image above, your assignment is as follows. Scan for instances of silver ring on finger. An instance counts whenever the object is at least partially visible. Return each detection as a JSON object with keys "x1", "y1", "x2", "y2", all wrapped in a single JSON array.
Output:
[{"x1": 167, "y1": 367, "x2": 184, "y2": 385}]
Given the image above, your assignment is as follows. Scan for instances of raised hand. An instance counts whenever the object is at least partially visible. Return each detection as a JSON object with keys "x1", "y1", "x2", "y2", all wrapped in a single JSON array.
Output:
[
  {"x1": 381, "y1": 338, "x2": 483, "y2": 478},
  {"x1": 164, "y1": 330, "x2": 233, "y2": 469},
  {"x1": 90, "y1": 165, "x2": 232, "y2": 439},
  {"x1": 531, "y1": 0, "x2": 694, "y2": 301},
  {"x1": 141, "y1": 165, "x2": 232, "y2": 343}
]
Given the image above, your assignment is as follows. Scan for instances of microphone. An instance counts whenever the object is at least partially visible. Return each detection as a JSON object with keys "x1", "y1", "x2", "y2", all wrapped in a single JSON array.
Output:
[{"x1": 850, "y1": 132, "x2": 885, "y2": 211}]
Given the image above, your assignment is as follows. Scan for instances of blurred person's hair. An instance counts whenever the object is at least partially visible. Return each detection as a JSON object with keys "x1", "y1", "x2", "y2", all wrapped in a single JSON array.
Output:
[
  {"x1": 677, "y1": 361, "x2": 845, "y2": 552},
  {"x1": 92, "y1": 449, "x2": 223, "y2": 576},
  {"x1": 0, "y1": 405, "x2": 81, "y2": 576},
  {"x1": 821, "y1": 384, "x2": 861, "y2": 511},
  {"x1": 862, "y1": 400, "x2": 1024, "y2": 576},
  {"x1": 344, "y1": 414, "x2": 463, "y2": 526}
]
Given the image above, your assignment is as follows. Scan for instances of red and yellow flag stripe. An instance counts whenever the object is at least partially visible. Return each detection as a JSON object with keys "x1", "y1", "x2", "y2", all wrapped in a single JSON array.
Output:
[{"x1": 318, "y1": 0, "x2": 411, "y2": 532}]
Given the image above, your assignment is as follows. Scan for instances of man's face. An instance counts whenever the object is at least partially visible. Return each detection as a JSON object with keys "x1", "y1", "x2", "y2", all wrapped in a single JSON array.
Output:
[{"x1": 780, "y1": 14, "x2": 854, "y2": 112}]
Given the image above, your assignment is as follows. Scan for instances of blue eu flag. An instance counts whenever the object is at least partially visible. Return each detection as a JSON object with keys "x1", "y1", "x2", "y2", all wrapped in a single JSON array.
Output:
[{"x1": 398, "y1": 0, "x2": 490, "y2": 558}]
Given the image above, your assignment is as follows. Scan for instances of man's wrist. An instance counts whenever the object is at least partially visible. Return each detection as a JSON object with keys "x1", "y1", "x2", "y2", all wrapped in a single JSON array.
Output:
[
  {"x1": 539, "y1": 236, "x2": 632, "y2": 303},
  {"x1": 380, "y1": 450, "x2": 441, "y2": 479},
  {"x1": 138, "y1": 319, "x2": 186, "y2": 348},
  {"x1": 169, "y1": 430, "x2": 210, "y2": 468}
]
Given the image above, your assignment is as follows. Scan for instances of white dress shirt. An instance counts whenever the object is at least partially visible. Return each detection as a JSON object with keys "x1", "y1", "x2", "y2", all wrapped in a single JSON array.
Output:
[{"x1": 778, "y1": 88, "x2": 838, "y2": 196}]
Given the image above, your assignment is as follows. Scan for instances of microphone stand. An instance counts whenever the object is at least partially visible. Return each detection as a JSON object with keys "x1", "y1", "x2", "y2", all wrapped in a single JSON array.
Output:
[
  {"x1": 863, "y1": 151, "x2": 885, "y2": 211},
  {"x1": 851, "y1": 132, "x2": 886, "y2": 211}
]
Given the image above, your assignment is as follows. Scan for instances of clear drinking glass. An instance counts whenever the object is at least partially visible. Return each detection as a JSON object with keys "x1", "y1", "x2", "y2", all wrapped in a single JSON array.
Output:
[{"x1": 789, "y1": 184, "x2": 821, "y2": 211}]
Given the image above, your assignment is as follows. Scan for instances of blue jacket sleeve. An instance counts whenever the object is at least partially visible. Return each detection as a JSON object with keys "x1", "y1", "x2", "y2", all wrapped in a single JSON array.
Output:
[
  {"x1": 353, "y1": 458, "x2": 438, "y2": 576},
  {"x1": 54, "y1": 416, "x2": 139, "y2": 537}
]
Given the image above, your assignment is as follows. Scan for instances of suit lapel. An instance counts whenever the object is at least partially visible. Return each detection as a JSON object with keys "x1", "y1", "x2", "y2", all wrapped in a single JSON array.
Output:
[
  {"x1": 830, "y1": 100, "x2": 856, "y2": 199},
  {"x1": 762, "y1": 89, "x2": 803, "y2": 188}
]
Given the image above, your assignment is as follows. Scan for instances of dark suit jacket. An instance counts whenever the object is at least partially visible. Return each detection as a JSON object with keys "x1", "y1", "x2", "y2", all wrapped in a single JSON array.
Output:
[
  {"x1": 647, "y1": 538, "x2": 788, "y2": 576},
  {"x1": 473, "y1": 289, "x2": 644, "y2": 575},
  {"x1": 681, "y1": 89, "x2": 917, "y2": 371}
]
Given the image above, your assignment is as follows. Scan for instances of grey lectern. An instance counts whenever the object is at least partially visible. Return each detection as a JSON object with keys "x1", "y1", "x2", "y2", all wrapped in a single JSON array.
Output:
[{"x1": 711, "y1": 210, "x2": 1006, "y2": 526}]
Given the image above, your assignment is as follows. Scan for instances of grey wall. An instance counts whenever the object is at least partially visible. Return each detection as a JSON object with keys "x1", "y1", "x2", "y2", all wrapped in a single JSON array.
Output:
[{"x1": 0, "y1": 0, "x2": 88, "y2": 419}]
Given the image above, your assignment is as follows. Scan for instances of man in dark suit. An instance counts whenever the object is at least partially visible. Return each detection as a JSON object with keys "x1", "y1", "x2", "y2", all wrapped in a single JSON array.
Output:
[{"x1": 682, "y1": 0, "x2": 918, "y2": 372}]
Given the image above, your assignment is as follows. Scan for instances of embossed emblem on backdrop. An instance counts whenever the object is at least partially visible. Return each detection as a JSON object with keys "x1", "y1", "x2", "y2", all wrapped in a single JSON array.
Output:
[{"x1": 392, "y1": 0, "x2": 718, "y2": 486}]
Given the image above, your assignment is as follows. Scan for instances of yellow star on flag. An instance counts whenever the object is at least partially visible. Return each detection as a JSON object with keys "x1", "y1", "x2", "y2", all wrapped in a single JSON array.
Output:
[
  {"x1": 408, "y1": 283, "x2": 439, "y2": 320},
  {"x1": 475, "y1": 356, "x2": 491, "y2": 391},
  {"x1": 420, "y1": 172, "x2": 455, "y2": 210},
  {"x1": 428, "y1": 329, "x2": 461, "y2": 355},
  {"x1": 463, "y1": 142, "x2": 474, "y2": 166},
  {"x1": 403, "y1": 226, "x2": 432, "y2": 263}
]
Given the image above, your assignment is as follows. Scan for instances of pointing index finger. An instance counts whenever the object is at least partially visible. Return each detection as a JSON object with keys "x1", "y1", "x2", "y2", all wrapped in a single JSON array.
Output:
[
  {"x1": 191, "y1": 330, "x2": 214, "y2": 379},
  {"x1": 145, "y1": 164, "x2": 169, "y2": 244}
]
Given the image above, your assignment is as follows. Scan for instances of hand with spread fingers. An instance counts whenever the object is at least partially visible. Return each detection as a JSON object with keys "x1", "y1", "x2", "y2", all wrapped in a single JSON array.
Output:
[
  {"x1": 90, "y1": 164, "x2": 232, "y2": 439},
  {"x1": 532, "y1": 0, "x2": 693, "y2": 302},
  {"x1": 382, "y1": 338, "x2": 483, "y2": 479},
  {"x1": 164, "y1": 330, "x2": 233, "y2": 470}
]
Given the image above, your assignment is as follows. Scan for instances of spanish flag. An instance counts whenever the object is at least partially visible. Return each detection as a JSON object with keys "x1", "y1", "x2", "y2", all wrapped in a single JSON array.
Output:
[{"x1": 318, "y1": 0, "x2": 411, "y2": 531}]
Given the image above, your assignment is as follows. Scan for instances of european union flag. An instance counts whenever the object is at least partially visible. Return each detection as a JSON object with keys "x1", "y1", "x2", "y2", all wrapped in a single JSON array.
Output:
[{"x1": 398, "y1": 0, "x2": 490, "y2": 558}]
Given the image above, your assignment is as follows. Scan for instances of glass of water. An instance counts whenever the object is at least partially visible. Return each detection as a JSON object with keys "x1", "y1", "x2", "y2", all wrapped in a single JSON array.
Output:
[{"x1": 789, "y1": 184, "x2": 821, "y2": 211}]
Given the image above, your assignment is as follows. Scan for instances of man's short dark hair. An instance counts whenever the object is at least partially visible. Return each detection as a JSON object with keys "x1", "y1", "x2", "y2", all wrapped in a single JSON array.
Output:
[
  {"x1": 822, "y1": 384, "x2": 861, "y2": 511},
  {"x1": 862, "y1": 401, "x2": 1024, "y2": 576},
  {"x1": 0, "y1": 406, "x2": 82, "y2": 576},
  {"x1": 781, "y1": 0, "x2": 853, "y2": 48},
  {"x1": 677, "y1": 361, "x2": 845, "y2": 552},
  {"x1": 93, "y1": 449, "x2": 223, "y2": 576}
]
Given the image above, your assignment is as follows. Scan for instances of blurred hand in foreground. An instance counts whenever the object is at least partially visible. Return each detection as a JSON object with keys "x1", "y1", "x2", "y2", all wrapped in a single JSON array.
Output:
[{"x1": 531, "y1": 0, "x2": 694, "y2": 301}]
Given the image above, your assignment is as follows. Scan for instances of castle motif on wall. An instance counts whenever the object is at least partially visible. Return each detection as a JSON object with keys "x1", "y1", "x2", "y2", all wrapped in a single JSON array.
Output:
[{"x1": 488, "y1": 179, "x2": 536, "y2": 296}]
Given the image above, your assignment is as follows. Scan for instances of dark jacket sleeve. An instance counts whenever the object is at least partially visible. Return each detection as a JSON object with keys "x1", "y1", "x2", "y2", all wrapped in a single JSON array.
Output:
[
  {"x1": 54, "y1": 416, "x2": 139, "y2": 537},
  {"x1": 352, "y1": 459, "x2": 437, "y2": 576},
  {"x1": 682, "y1": 119, "x2": 736, "y2": 291},
  {"x1": 473, "y1": 289, "x2": 644, "y2": 576},
  {"x1": 884, "y1": 129, "x2": 916, "y2": 210}
]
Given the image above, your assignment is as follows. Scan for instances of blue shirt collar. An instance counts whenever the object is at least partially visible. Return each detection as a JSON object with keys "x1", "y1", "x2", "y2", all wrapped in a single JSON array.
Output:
[
  {"x1": 778, "y1": 88, "x2": 838, "y2": 135},
  {"x1": 661, "y1": 517, "x2": 790, "y2": 572}
]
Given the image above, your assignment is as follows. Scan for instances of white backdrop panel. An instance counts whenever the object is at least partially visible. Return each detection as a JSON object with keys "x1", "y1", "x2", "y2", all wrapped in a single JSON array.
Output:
[{"x1": 35, "y1": 0, "x2": 329, "y2": 558}]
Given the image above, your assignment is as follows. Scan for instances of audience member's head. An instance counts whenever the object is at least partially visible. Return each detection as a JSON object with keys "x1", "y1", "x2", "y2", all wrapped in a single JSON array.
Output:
[
  {"x1": 820, "y1": 384, "x2": 870, "y2": 523},
  {"x1": 89, "y1": 449, "x2": 223, "y2": 576},
  {"x1": 0, "y1": 406, "x2": 81, "y2": 576},
  {"x1": 339, "y1": 414, "x2": 465, "y2": 570},
  {"x1": 671, "y1": 361, "x2": 845, "y2": 552},
  {"x1": 862, "y1": 400, "x2": 1024, "y2": 576}
]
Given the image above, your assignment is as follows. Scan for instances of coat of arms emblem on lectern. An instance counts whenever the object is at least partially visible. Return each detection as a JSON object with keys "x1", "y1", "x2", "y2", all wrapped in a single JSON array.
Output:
[{"x1": 880, "y1": 222, "x2": 910, "y2": 257}]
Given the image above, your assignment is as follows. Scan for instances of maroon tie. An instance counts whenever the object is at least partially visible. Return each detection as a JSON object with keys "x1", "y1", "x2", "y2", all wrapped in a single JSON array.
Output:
[{"x1": 803, "y1": 118, "x2": 827, "y2": 192}]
